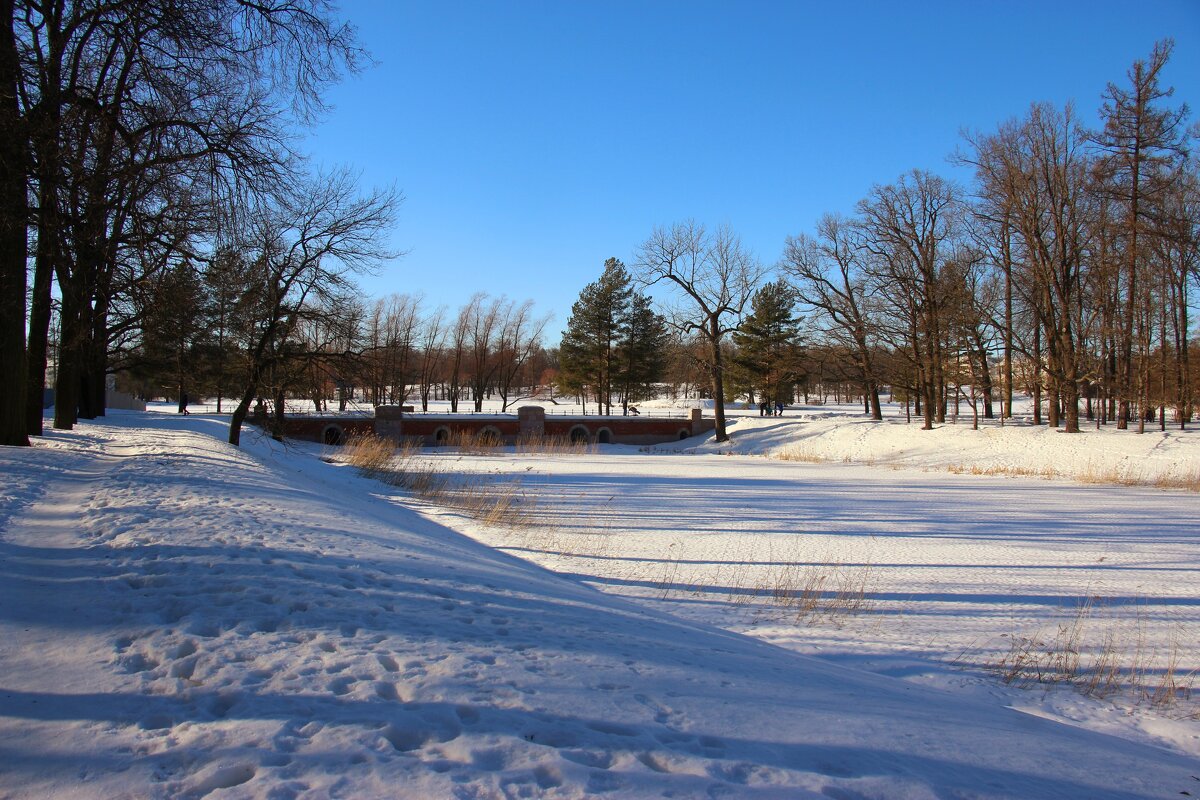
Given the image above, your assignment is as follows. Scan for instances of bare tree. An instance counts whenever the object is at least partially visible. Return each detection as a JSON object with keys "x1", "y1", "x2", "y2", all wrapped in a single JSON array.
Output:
[
  {"x1": 781, "y1": 214, "x2": 883, "y2": 420},
  {"x1": 416, "y1": 306, "x2": 448, "y2": 411},
  {"x1": 0, "y1": 0, "x2": 27, "y2": 445},
  {"x1": 447, "y1": 295, "x2": 479, "y2": 413},
  {"x1": 1153, "y1": 163, "x2": 1198, "y2": 427},
  {"x1": 362, "y1": 293, "x2": 421, "y2": 405},
  {"x1": 4, "y1": 0, "x2": 365, "y2": 444},
  {"x1": 225, "y1": 170, "x2": 399, "y2": 445},
  {"x1": 857, "y1": 171, "x2": 961, "y2": 430},
  {"x1": 1092, "y1": 39, "x2": 1190, "y2": 430},
  {"x1": 967, "y1": 105, "x2": 1093, "y2": 432},
  {"x1": 495, "y1": 300, "x2": 549, "y2": 411},
  {"x1": 635, "y1": 221, "x2": 765, "y2": 442},
  {"x1": 467, "y1": 295, "x2": 503, "y2": 412}
]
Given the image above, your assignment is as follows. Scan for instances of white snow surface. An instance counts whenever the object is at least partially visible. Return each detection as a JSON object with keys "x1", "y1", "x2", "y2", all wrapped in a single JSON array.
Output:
[{"x1": 1, "y1": 407, "x2": 1198, "y2": 799}]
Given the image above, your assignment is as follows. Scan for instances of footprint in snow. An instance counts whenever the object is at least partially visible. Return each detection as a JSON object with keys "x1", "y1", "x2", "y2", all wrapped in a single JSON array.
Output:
[
  {"x1": 327, "y1": 676, "x2": 355, "y2": 696},
  {"x1": 180, "y1": 762, "x2": 256, "y2": 797},
  {"x1": 454, "y1": 705, "x2": 480, "y2": 724},
  {"x1": 561, "y1": 749, "x2": 615, "y2": 769},
  {"x1": 373, "y1": 681, "x2": 402, "y2": 701}
]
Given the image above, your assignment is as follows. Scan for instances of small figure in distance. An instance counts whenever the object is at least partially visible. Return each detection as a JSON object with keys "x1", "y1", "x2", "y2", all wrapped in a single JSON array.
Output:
[
  {"x1": 628, "y1": 405, "x2": 639, "y2": 416},
  {"x1": 180, "y1": 391, "x2": 190, "y2": 415},
  {"x1": 775, "y1": 400, "x2": 784, "y2": 416}
]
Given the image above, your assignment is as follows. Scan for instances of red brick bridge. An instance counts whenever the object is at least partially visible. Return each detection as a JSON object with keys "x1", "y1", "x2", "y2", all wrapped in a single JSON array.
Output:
[{"x1": 279, "y1": 405, "x2": 716, "y2": 447}]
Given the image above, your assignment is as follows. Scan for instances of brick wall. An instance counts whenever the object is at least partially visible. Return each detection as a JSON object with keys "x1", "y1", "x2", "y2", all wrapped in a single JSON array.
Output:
[{"x1": 276, "y1": 406, "x2": 714, "y2": 446}]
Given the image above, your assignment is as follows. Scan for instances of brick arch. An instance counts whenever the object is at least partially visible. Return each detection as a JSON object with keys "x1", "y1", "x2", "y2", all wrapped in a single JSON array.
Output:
[
  {"x1": 322, "y1": 423, "x2": 345, "y2": 445},
  {"x1": 477, "y1": 426, "x2": 503, "y2": 447}
]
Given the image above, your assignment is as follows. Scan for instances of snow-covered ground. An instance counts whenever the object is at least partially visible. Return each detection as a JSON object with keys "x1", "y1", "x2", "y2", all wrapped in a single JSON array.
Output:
[{"x1": 1, "y1": 404, "x2": 1198, "y2": 798}]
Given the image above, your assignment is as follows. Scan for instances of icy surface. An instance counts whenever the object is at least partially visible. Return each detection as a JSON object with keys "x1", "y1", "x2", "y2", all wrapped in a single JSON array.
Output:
[{"x1": 1, "y1": 408, "x2": 1198, "y2": 798}]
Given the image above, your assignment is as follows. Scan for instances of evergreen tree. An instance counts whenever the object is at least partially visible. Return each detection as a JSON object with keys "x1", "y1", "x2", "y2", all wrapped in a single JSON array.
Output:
[
  {"x1": 138, "y1": 261, "x2": 209, "y2": 410},
  {"x1": 201, "y1": 247, "x2": 254, "y2": 412},
  {"x1": 732, "y1": 280, "x2": 804, "y2": 407},
  {"x1": 617, "y1": 292, "x2": 670, "y2": 412},
  {"x1": 559, "y1": 258, "x2": 633, "y2": 414}
]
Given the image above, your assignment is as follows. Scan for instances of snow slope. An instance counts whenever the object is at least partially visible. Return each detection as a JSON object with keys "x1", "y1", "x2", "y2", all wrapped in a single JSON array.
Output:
[
  {"x1": 1, "y1": 411, "x2": 1198, "y2": 798},
  {"x1": 714, "y1": 405, "x2": 1200, "y2": 486}
]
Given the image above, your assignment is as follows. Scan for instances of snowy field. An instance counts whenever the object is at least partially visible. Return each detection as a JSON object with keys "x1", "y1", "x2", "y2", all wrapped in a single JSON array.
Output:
[
  {"x1": 1, "y1": 403, "x2": 1198, "y2": 798},
  {"x1": 412, "y1": 405, "x2": 1200, "y2": 749}
]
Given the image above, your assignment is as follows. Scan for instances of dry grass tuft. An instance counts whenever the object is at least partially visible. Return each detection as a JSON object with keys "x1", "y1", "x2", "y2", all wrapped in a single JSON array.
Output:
[
  {"x1": 948, "y1": 463, "x2": 1059, "y2": 480},
  {"x1": 339, "y1": 433, "x2": 398, "y2": 478},
  {"x1": 334, "y1": 433, "x2": 535, "y2": 528},
  {"x1": 1151, "y1": 468, "x2": 1200, "y2": 493},
  {"x1": 651, "y1": 549, "x2": 877, "y2": 626},
  {"x1": 1078, "y1": 463, "x2": 1146, "y2": 487},
  {"x1": 776, "y1": 445, "x2": 825, "y2": 464},
  {"x1": 772, "y1": 561, "x2": 875, "y2": 623},
  {"x1": 777, "y1": 441, "x2": 1198, "y2": 493},
  {"x1": 982, "y1": 598, "x2": 1196, "y2": 710},
  {"x1": 942, "y1": 461, "x2": 1199, "y2": 492},
  {"x1": 514, "y1": 434, "x2": 597, "y2": 455},
  {"x1": 439, "y1": 429, "x2": 504, "y2": 454}
]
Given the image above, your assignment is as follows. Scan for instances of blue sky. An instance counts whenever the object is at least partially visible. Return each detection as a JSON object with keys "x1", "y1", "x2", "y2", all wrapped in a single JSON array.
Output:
[{"x1": 305, "y1": 1, "x2": 1200, "y2": 331}]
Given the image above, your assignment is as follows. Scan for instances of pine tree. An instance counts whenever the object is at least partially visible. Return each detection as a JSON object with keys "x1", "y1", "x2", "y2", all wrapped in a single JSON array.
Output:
[
  {"x1": 732, "y1": 280, "x2": 803, "y2": 407},
  {"x1": 617, "y1": 292, "x2": 670, "y2": 412},
  {"x1": 202, "y1": 247, "x2": 253, "y2": 412},
  {"x1": 559, "y1": 258, "x2": 633, "y2": 414},
  {"x1": 139, "y1": 262, "x2": 209, "y2": 411}
]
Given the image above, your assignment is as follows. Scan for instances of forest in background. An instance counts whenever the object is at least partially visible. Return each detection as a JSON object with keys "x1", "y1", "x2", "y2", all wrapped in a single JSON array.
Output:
[{"x1": 1, "y1": 2, "x2": 1196, "y2": 447}]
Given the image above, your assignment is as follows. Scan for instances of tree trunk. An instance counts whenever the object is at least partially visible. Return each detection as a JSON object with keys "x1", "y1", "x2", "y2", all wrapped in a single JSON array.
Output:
[
  {"x1": 1137, "y1": 299, "x2": 1151, "y2": 435},
  {"x1": 1031, "y1": 323, "x2": 1042, "y2": 426},
  {"x1": 228, "y1": 346, "x2": 273, "y2": 446},
  {"x1": 1061, "y1": 346, "x2": 1081, "y2": 433},
  {"x1": 1159, "y1": 300, "x2": 1167, "y2": 432},
  {"x1": 80, "y1": 282, "x2": 113, "y2": 420},
  {"x1": 974, "y1": 334, "x2": 994, "y2": 419},
  {"x1": 25, "y1": 205, "x2": 55, "y2": 436},
  {"x1": 1002, "y1": 222, "x2": 1014, "y2": 419},
  {"x1": 229, "y1": 391, "x2": 254, "y2": 446},
  {"x1": 0, "y1": 0, "x2": 28, "y2": 446},
  {"x1": 1177, "y1": 277, "x2": 1190, "y2": 428},
  {"x1": 708, "y1": 319, "x2": 729, "y2": 442},
  {"x1": 1113, "y1": 149, "x2": 1138, "y2": 429},
  {"x1": 53, "y1": 280, "x2": 85, "y2": 430},
  {"x1": 271, "y1": 387, "x2": 286, "y2": 441}
]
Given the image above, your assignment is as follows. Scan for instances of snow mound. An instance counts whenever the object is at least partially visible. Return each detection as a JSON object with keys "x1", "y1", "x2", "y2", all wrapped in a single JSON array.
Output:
[
  {"x1": 696, "y1": 406, "x2": 1200, "y2": 487},
  {"x1": 0, "y1": 411, "x2": 1196, "y2": 798}
]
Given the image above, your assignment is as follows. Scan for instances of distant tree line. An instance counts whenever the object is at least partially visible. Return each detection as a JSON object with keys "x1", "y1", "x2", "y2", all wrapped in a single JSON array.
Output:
[
  {"x1": 783, "y1": 40, "x2": 1197, "y2": 434},
  {"x1": 619, "y1": 40, "x2": 1198, "y2": 438},
  {"x1": 127, "y1": 281, "x2": 557, "y2": 424},
  {"x1": 5, "y1": 24, "x2": 1195, "y2": 449}
]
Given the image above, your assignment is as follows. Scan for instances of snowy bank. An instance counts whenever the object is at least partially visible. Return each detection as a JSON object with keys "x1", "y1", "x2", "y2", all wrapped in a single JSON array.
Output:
[{"x1": 1, "y1": 412, "x2": 1198, "y2": 798}]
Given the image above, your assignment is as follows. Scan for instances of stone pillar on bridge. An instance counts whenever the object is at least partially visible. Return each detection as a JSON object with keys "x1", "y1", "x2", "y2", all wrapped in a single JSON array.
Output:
[
  {"x1": 518, "y1": 405, "x2": 545, "y2": 439},
  {"x1": 375, "y1": 405, "x2": 403, "y2": 439}
]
